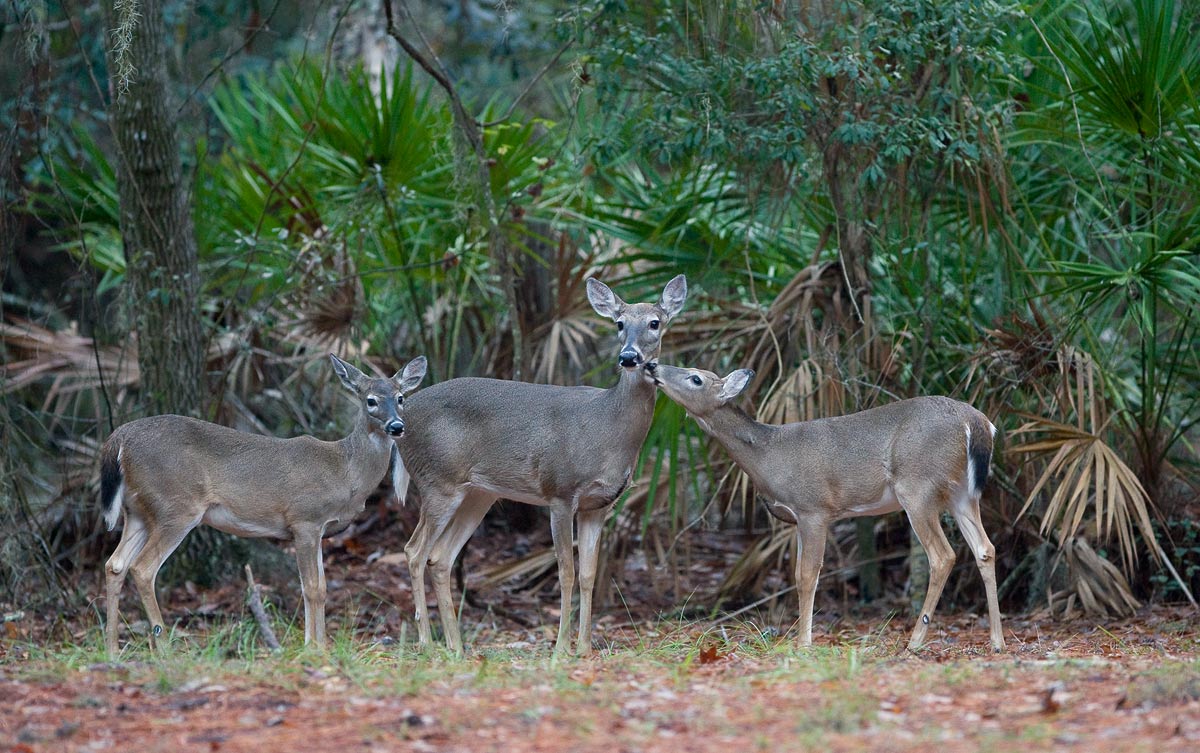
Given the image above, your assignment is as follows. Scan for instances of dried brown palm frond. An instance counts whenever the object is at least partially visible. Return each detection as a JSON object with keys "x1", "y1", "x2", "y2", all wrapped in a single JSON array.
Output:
[
  {"x1": 1042, "y1": 536, "x2": 1141, "y2": 619},
  {"x1": 757, "y1": 359, "x2": 842, "y2": 426},
  {"x1": 275, "y1": 235, "x2": 363, "y2": 349},
  {"x1": 1010, "y1": 347, "x2": 1195, "y2": 605},
  {"x1": 715, "y1": 521, "x2": 793, "y2": 607},
  {"x1": 475, "y1": 546, "x2": 558, "y2": 591},
  {"x1": 970, "y1": 305, "x2": 1065, "y2": 415},
  {"x1": 665, "y1": 301, "x2": 763, "y2": 365},
  {"x1": 1, "y1": 316, "x2": 139, "y2": 424},
  {"x1": 532, "y1": 315, "x2": 595, "y2": 384},
  {"x1": 525, "y1": 240, "x2": 604, "y2": 385}
]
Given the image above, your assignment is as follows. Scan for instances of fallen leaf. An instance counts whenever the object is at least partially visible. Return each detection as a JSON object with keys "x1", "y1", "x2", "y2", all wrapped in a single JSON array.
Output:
[{"x1": 698, "y1": 643, "x2": 724, "y2": 665}]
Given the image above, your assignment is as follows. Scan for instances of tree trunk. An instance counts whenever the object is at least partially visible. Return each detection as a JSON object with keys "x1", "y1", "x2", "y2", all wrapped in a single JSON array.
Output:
[
  {"x1": 102, "y1": 0, "x2": 206, "y2": 416},
  {"x1": 100, "y1": 0, "x2": 250, "y2": 589}
]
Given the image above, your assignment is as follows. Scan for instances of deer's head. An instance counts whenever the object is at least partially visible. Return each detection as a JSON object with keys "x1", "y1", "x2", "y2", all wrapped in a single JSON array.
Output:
[
  {"x1": 329, "y1": 354, "x2": 428, "y2": 437},
  {"x1": 650, "y1": 363, "x2": 754, "y2": 417},
  {"x1": 586, "y1": 274, "x2": 687, "y2": 372}
]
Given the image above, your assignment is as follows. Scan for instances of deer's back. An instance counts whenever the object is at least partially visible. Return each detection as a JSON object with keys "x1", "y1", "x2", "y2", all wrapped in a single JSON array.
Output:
[
  {"x1": 107, "y1": 415, "x2": 349, "y2": 518},
  {"x1": 400, "y1": 377, "x2": 652, "y2": 503},
  {"x1": 769, "y1": 397, "x2": 989, "y2": 513}
]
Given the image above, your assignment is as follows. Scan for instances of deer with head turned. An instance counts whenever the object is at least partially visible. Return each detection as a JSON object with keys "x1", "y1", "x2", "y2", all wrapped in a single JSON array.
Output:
[
  {"x1": 99, "y1": 354, "x2": 427, "y2": 655},
  {"x1": 397, "y1": 275, "x2": 687, "y2": 655},
  {"x1": 650, "y1": 363, "x2": 1005, "y2": 652}
]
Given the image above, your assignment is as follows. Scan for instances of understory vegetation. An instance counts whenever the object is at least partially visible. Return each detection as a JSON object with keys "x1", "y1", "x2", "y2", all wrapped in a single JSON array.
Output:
[{"x1": 2, "y1": 0, "x2": 1198, "y2": 642}]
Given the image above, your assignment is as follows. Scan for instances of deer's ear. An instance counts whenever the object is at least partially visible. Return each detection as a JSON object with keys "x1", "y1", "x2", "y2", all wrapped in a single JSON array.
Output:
[
  {"x1": 395, "y1": 355, "x2": 428, "y2": 394},
  {"x1": 717, "y1": 368, "x2": 754, "y2": 402},
  {"x1": 586, "y1": 278, "x2": 625, "y2": 321},
  {"x1": 658, "y1": 274, "x2": 687, "y2": 321},
  {"x1": 329, "y1": 353, "x2": 366, "y2": 392}
]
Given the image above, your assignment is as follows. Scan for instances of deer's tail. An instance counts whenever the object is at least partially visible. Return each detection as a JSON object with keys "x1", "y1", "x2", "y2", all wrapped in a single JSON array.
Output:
[
  {"x1": 391, "y1": 444, "x2": 411, "y2": 506},
  {"x1": 965, "y1": 413, "x2": 996, "y2": 498},
  {"x1": 100, "y1": 442, "x2": 124, "y2": 531}
]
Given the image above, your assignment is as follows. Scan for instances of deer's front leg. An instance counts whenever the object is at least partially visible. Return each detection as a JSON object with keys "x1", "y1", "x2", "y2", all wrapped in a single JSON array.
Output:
[
  {"x1": 293, "y1": 525, "x2": 327, "y2": 648},
  {"x1": 548, "y1": 505, "x2": 576, "y2": 655},
  {"x1": 793, "y1": 515, "x2": 828, "y2": 646},
  {"x1": 575, "y1": 505, "x2": 610, "y2": 656}
]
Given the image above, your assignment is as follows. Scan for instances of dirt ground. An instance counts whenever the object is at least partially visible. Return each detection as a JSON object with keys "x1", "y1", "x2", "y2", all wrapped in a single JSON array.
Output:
[
  {"x1": 3, "y1": 514, "x2": 1199, "y2": 753},
  {"x1": 2, "y1": 606, "x2": 1198, "y2": 753}
]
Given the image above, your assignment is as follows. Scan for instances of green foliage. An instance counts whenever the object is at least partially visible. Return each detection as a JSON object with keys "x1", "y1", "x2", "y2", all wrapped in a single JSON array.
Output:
[
  {"x1": 1014, "y1": 0, "x2": 1200, "y2": 492},
  {"x1": 585, "y1": 0, "x2": 1021, "y2": 197},
  {"x1": 9, "y1": 0, "x2": 1200, "y2": 621}
]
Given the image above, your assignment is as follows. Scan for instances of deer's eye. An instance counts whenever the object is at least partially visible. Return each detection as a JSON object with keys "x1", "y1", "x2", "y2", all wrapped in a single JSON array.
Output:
[
  {"x1": 649, "y1": 320, "x2": 660, "y2": 330},
  {"x1": 690, "y1": 375, "x2": 703, "y2": 386},
  {"x1": 366, "y1": 397, "x2": 379, "y2": 408},
  {"x1": 616, "y1": 321, "x2": 625, "y2": 332},
  {"x1": 396, "y1": 395, "x2": 404, "y2": 406}
]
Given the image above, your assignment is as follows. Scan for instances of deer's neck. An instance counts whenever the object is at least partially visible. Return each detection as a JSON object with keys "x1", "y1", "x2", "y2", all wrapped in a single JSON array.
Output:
[
  {"x1": 339, "y1": 411, "x2": 392, "y2": 481},
  {"x1": 600, "y1": 367, "x2": 658, "y2": 443},
  {"x1": 696, "y1": 405, "x2": 777, "y2": 479}
]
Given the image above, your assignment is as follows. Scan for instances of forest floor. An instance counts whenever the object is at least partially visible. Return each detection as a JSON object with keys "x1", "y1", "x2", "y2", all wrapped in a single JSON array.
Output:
[
  {"x1": 2, "y1": 607, "x2": 1199, "y2": 753},
  {"x1": 2, "y1": 513, "x2": 1199, "y2": 752}
]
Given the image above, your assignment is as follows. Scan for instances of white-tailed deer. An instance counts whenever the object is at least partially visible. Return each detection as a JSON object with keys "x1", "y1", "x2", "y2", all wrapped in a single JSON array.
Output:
[
  {"x1": 99, "y1": 354, "x2": 427, "y2": 655},
  {"x1": 397, "y1": 275, "x2": 687, "y2": 654},
  {"x1": 651, "y1": 363, "x2": 1005, "y2": 652}
]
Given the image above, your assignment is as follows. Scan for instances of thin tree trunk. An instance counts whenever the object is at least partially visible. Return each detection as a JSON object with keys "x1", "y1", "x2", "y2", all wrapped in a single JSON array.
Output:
[
  {"x1": 102, "y1": 0, "x2": 206, "y2": 416},
  {"x1": 100, "y1": 0, "x2": 241, "y2": 587},
  {"x1": 383, "y1": 0, "x2": 524, "y2": 380}
]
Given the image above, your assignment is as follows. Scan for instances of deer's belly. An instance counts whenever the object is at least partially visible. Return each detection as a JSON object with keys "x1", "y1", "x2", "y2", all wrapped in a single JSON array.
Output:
[
  {"x1": 466, "y1": 478, "x2": 552, "y2": 507},
  {"x1": 843, "y1": 487, "x2": 903, "y2": 518},
  {"x1": 202, "y1": 505, "x2": 290, "y2": 539}
]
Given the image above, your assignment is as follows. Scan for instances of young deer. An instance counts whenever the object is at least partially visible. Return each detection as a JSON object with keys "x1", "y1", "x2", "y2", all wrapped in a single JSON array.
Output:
[
  {"x1": 98, "y1": 354, "x2": 427, "y2": 655},
  {"x1": 651, "y1": 363, "x2": 1005, "y2": 652},
  {"x1": 397, "y1": 275, "x2": 687, "y2": 655}
]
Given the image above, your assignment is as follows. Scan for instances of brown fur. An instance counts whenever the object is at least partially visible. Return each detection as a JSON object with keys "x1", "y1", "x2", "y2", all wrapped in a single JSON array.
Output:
[
  {"x1": 397, "y1": 276, "x2": 687, "y2": 655},
  {"x1": 653, "y1": 363, "x2": 1005, "y2": 652},
  {"x1": 100, "y1": 355, "x2": 426, "y2": 655}
]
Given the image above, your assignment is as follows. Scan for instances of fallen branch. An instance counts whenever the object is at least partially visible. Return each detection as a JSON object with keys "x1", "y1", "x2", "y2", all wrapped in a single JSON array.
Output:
[{"x1": 244, "y1": 564, "x2": 282, "y2": 652}]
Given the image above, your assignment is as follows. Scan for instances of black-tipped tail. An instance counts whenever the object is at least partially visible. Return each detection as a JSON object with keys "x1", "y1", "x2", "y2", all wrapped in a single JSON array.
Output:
[
  {"x1": 967, "y1": 418, "x2": 994, "y2": 496},
  {"x1": 969, "y1": 444, "x2": 991, "y2": 495},
  {"x1": 99, "y1": 443, "x2": 123, "y2": 531}
]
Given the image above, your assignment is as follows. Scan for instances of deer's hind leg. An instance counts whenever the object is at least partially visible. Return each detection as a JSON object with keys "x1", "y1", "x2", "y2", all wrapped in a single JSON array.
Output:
[
  {"x1": 105, "y1": 514, "x2": 150, "y2": 656},
  {"x1": 428, "y1": 490, "x2": 494, "y2": 654},
  {"x1": 898, "y1": 480, "x2": 955, "y2": 652},
  {"x1": 950, "y1": 490, "x2": 1005, "y2": 652},
  {"x1": 127, "y1": 512, "x2": 201, "y2": 651}
]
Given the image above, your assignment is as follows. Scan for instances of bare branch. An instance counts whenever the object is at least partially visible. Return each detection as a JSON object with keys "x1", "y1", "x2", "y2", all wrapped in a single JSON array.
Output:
[
  {"x1": 244, "y1": 564, "x2": 282, "y2": 652},
  {"x1": 382, "y1": 0, "x2": 525, "y2": 379}
]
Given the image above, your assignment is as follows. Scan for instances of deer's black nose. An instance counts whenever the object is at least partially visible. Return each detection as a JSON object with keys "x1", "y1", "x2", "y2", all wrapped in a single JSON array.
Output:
[
  {"x1": 619, "y1": 351, "x2": 640, "y2": 368},
  {"x1": 385, "y1": 419, "x2": 405, "y2": 436}
]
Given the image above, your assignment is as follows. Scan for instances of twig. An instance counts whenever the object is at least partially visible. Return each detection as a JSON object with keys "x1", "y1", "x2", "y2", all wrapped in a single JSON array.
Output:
[
  {"x1": 479, "y1": 37, "x2": 574, "y2": 128},
  {"x1": 244, "y1": 564, "x2": 282, "y2": 652},
  {"x1": 382, "y1": 0, "x2": 524, "y2": 378}
]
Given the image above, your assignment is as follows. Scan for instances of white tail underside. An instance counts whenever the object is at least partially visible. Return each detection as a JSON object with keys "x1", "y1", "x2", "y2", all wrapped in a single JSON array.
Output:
[
  {"x1": 104, "y1": 446, "x2": 125, "y2": 531},
  {"x1": 391, "y1": 444, "x2": 410, "y2": 505}
]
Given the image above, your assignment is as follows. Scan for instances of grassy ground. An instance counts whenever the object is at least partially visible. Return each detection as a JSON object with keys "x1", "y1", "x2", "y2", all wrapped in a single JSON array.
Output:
[{"x1": 2, "y1": 608, "x2": 1199, "y2": 752}]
